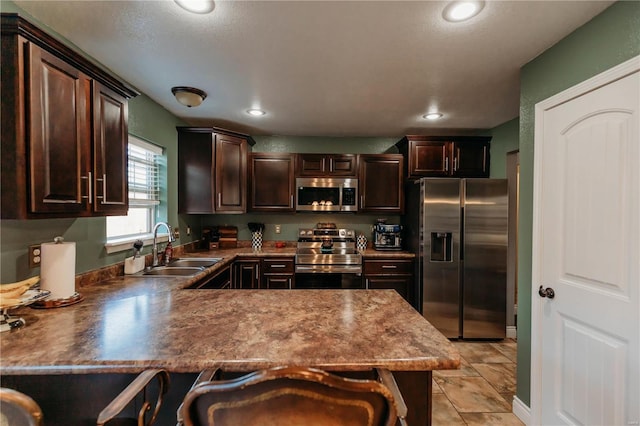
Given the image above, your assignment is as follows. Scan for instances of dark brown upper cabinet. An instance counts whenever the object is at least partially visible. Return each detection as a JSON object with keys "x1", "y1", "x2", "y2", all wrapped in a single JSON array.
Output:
[
  {"x1": 295, "y1": 154, "x2": 358, "y2": 177},
  {"x1": 1, "y1": 13, "x2": 137, "y2": 219},
  {"x1": 396, "y1": 136, "x2": 491, "y2": 179},
  {"x1": 177, "y1": 127, "x2": 250, "y2": 214},
  {"x1": 358, "y1": 154, "x2": 404, "y2": 214},
  {"x1": 249, "y1": 153, "x2": 296, "y2": 212}
]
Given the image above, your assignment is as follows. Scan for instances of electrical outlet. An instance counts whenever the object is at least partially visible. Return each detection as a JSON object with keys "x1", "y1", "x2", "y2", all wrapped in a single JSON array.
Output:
[
  {"x1": 29, "y1": 244, "x2": 41, "y2": 269},
  {"x1": 173, "y1": 228, "x2": 180, "y2": 239},
  {"x1": 275, "y1": 224, "x2": 281, "y2": 234}
]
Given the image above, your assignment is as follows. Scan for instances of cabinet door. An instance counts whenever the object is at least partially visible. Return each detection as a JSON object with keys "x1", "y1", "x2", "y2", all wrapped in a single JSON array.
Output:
[
  {"x1": 263, "y1": 276, "x2": 292, "y2": 289},
  {"x1": 233, "y1": 259, "x2": 261, "y2": 289},
  {"x1": 409, "y1": 140, "x2": 452, "y2": 177},
  {"x1": 178, "y1": 130, "x2": 215, "y2": 213},
  {"x1": 366, "y1": 277, "x2": 411, "y2": 302},
  {"x1": 359, "y1": 154, "x2": 404, "y2": 213},
  {"x1": 249, "y1": 153, "x2": 295, "y2": 212},
  {"x1": 27, "y1": 42, "x2": 91, "y2": 214},
  {"x1": 296, "y1": 154, "x2": 357, "y2": 176},
  {"x1": 215, "y1": 133, "x2": 247, "y2": 213},
  {"x1": 453, "y1": 140, "x2": 490, "y2": 177},
  {"x1": 327, "y1": 154, "x2": 357, "y2": 176},
  {"x1": 92, "y1": 82, "x2": 128, "y2": 214},
  {"x1": 296, "y1": 154, "x2": 325, "y2": 176}
]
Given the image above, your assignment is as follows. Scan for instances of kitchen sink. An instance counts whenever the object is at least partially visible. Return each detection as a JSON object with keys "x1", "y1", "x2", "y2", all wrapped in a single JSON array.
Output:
[
  {"x1": 166, "y1": 258, "x2": 222, "y2": 268},
  {"x1": 140, "y1": 266, "x2": 205, "y2": 277}
]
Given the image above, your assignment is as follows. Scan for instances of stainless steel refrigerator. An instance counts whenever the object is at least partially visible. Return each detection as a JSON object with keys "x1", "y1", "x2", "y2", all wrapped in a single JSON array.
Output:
[{"x1": 405, "y1": 178, "x2": 508, "y2": 339}]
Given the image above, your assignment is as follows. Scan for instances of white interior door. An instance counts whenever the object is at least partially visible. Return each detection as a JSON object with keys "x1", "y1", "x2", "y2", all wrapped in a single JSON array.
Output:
[{"x1": 531, "y1": 57, "x2": 639, "y2": 425}]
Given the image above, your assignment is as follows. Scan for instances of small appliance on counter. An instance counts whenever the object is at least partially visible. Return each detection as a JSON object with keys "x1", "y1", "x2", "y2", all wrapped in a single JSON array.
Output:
[{"x1": 373, "y1": 220, "x2": 403, "y2": 251}]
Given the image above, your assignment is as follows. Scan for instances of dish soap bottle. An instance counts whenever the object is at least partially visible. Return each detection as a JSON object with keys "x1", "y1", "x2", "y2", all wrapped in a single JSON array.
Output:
[{"x1": 163, "y1": 242, "x2": 173, "y2": 265}]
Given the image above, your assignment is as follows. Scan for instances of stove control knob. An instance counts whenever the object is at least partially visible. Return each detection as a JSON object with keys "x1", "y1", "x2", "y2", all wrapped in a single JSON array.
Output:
[
  {"x1": 306, "y1": 230, "x2": 313, "y2": 236},
  {"x1": 339, "y1": 229, "x2": 346, "y2": 237}
]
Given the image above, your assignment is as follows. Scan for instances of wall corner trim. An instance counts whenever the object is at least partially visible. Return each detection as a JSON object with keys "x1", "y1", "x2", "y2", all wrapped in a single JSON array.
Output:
[{"x1": 513, "y1": 396, "x2": 531, "y2": 425}]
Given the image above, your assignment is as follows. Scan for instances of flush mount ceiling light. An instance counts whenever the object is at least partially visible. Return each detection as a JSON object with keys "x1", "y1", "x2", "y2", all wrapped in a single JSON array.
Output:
[
  {"x1": 443, "y1": 1, "x2": 485, "y2": 22},
  {"x1": 423, "y1": 112, "x2": 444, "y2": 120},
  {"x1": 171, "y1": 86, "x2": 207, "y2": 108},
  {"x1": 247, "y1": 109, "x2": 266, "y2": 117},
  {"x1": 174, "y1": 0, "x2": 215, "y2": 14}
]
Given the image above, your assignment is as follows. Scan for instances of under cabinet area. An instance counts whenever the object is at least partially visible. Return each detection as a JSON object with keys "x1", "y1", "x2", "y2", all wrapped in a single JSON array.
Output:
[
  {"x1": 1, "y1": 14, "x2": 137, "y2": 219},
  {"x1": 397, "y1": 136, "x2": 491, "y2": 179},
  {"x1": 364, "y1": 258, "x2": 414, "y2": 306},
  {"x1": 177, "y1": 127, "x2": 252, "y2": 214},
  {"x1": 249, "y1": 153, "x2": 296, "y2": 212}
]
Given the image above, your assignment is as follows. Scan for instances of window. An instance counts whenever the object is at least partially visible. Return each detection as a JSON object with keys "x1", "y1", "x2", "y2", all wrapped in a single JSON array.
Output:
[{"x1": 106, "y1": 136, "x2": 163, "y2": 242}]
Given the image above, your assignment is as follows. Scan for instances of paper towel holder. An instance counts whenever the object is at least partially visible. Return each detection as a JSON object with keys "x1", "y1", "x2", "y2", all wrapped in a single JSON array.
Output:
[{"x1": 31, "y1": 236, "x2": 84, "y2": 309}]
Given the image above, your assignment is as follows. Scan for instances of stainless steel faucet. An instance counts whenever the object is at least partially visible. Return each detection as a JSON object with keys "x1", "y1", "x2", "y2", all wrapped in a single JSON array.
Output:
[{"x1": 152, "y1": 222, "x2": 176, "y2": 267}]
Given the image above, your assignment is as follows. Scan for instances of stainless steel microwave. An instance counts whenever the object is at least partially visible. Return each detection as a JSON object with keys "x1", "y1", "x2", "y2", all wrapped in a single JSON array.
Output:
[{"x1": 295, "y1": 178, "x2": 358, "y2": 212}]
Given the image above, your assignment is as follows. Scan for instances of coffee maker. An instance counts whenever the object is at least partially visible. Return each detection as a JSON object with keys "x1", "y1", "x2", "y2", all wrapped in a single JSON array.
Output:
[{"x1": 373, "y1": 221, "x2": 403, "y2": 251}]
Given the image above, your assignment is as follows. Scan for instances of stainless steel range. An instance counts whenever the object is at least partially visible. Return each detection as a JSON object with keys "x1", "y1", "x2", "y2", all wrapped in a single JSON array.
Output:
[{"x1": 295, "y1": 223, "x2": 363, "y2": 288}]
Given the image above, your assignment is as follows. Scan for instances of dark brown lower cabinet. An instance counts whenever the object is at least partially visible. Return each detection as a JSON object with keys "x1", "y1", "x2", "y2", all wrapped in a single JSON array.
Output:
[
  {"x1": 233, "y1": 258, "x2": 261, "y2": 289},
  {"x1": 364, "y1": 258, "x2": 414, "y2": 306},
  {"x1": 262, "y1": 258, "x2": 294, "y2": 289},
  {"x1": 188, "y1": 265, "x2": 232, "y2": 289}
]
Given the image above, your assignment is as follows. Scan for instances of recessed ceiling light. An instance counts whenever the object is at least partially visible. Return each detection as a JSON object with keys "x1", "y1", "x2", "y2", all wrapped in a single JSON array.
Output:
[
  {"x1": 247, "y1": 109, "x2": 266, "y2": 117},
  {"x1": 443, "y1": 1, "x2": 484, "y2": 22},
  {"x1": 423, "y1": 113, "x2": 443, "y2": 120},
  {"x1": 174, "y1": 0, "x2": 215, "y2": 14}
]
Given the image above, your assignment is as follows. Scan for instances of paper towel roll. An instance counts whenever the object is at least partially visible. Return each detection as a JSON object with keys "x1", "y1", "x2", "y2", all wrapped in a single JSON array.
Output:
[{"x1": 40, "y1": 240, "x2": 76, "y2": 300}]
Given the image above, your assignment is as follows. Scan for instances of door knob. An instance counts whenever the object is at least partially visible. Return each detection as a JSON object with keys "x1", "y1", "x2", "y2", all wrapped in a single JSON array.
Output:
[{"x1": 538, "y1": 285, "x2": 555, "y2": 299}]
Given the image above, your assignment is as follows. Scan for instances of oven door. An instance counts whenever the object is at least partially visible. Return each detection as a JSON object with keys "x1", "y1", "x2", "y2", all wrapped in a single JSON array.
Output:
[{"x1": 294, "y1": 264, "x2": 363, "y2": 289}]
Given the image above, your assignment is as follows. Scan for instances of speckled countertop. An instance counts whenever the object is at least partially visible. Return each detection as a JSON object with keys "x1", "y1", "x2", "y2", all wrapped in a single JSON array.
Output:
[{"x1": 0, "y1": 248, "x2": 458, "y2": 376}]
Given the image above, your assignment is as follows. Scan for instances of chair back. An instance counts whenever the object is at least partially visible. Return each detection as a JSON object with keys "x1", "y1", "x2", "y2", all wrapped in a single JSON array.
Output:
[
  {"x1": 0, "y1": 387, "x2": 44, "y2": 426},
  {"x1": 181, "y1": 366, "x2": 399, "y2": 426}
]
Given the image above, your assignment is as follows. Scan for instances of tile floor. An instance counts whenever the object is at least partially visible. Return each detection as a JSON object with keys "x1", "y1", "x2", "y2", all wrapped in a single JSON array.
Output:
[{"x1": 432, "y1": 339, "x2": 524, "y2": 426}]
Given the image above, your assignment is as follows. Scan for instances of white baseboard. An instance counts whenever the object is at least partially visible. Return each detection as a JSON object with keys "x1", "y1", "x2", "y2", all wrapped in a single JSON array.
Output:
[
  {"x1": 506, "y1": 326, "x2": 517, "y2": 339},
  {"x1": 513, "y1": 396, "x2": 531, "y2": 425}
]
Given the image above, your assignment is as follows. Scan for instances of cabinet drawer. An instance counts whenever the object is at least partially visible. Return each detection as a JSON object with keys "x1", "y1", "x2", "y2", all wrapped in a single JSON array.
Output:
[
  {"x1": 262, "y1": 258, "x2": 294, "y2": 274},
  {"x1": 364, "y1": 259, "x2": 413, "y2": 275}
]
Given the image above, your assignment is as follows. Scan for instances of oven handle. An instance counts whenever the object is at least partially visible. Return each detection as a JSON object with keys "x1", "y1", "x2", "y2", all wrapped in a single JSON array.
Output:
[{"x1": 295, "y1": 265, "x2": 362, "y2": 274}]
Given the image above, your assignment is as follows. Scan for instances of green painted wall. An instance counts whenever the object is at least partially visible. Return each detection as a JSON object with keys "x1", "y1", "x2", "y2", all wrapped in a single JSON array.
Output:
[
  {"x1": 517, "y1": 0, "x2": 640, "y2": 407},
  {"x1": 489, "y1": 117, "x2": 519, "y2": 179}
]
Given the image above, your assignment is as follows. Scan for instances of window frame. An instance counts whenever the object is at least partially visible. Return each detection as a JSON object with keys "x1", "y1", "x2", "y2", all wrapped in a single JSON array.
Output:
[{"x1": 105, "y1": 135, "x2": 166, "y2": 254}]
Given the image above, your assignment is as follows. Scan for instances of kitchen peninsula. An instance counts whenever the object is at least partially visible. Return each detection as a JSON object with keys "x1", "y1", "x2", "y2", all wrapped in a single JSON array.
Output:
[{"x1": 0, "y1": 253, "x2": 459, "y2": 425}]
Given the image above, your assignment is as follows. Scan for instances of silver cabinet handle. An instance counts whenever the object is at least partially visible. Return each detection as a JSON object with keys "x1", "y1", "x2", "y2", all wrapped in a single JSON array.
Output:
[
  {"x1": 102, "y1": 174, "x2": 107, "y2": 204},
  {"x1": 95, "y1": 174, "x2": 105, "y2": 201},
  {"x1": 81, "y1": 171, "x2": 92, "y2": 204},
  {"x1": 381, "y1": 265, "x2": 397, "y2": 269},
  {"x1": 270, "y1": 265, "x2": 286, "y2": 268},
  {"x1": 291, "y1": 194, "x2": 294, "y2": 208},
  {"x1": 218, "y1": 193, "x2": 222, "y2": 208},
  {"x1": 453, "y1": 157, "x2": 458, "y2": 172},
  {"x1": 445, "y1": 157, "x2": 449, "y2": 172}
]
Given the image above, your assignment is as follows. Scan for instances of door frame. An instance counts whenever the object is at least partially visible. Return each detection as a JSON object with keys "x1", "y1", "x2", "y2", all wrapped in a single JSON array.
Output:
[{"x1": 530, "y1": 54, "x2": 640, "y2": 424}]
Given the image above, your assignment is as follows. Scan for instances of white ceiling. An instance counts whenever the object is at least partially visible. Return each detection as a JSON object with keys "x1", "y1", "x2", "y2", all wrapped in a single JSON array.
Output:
[{"x1": 13, "y1": 0, "x2": 614, "y2": 137}]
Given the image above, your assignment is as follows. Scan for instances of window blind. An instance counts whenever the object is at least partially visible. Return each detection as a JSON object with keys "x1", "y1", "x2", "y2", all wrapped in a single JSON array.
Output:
[{"x1": 128, "y1": 136, "x2": 162, "y2": 207}]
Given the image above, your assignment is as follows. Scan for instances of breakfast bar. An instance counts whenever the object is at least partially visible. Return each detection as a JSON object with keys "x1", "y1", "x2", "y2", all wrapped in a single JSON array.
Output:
[{"x1": 0, "y1": 272, "x2": 459, "y2": 425}]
